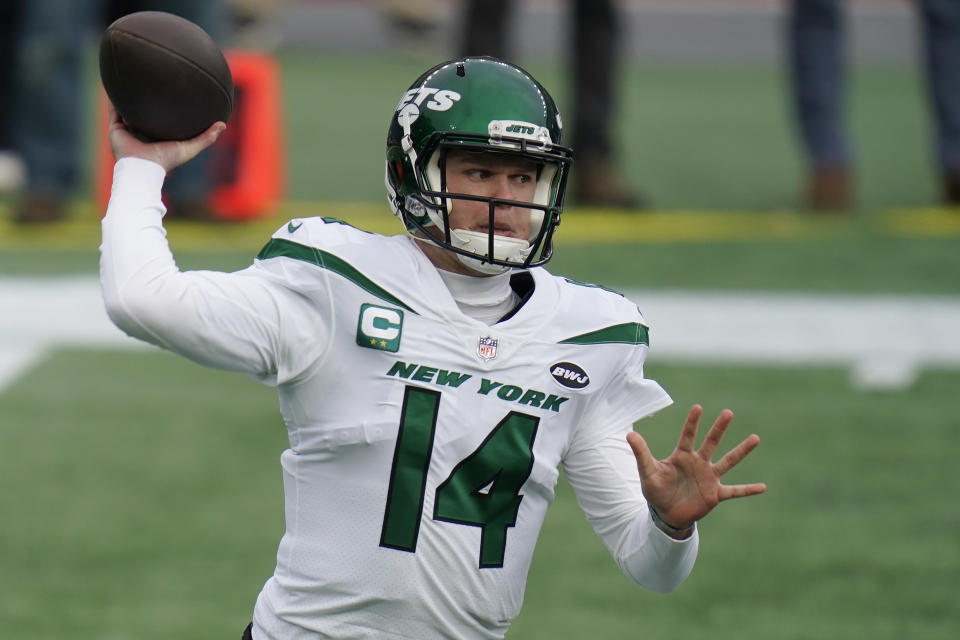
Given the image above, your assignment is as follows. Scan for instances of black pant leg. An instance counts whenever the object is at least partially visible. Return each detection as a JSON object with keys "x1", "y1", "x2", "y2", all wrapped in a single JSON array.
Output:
[
  {"x1": 461, "y1": 0, "x2": 513, "y2": 59},
  {"x1": 571, "y1": 0, "x2": 619, "y2": 159}
]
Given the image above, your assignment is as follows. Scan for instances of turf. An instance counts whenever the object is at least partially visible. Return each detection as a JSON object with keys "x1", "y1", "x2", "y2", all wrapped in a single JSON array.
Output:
[
  {"x1": 1, "y1": 352, "x2": 957, "y2": 639},
  {"x1": 515, "y1": 364, "x2": 960, "y2": 640}
]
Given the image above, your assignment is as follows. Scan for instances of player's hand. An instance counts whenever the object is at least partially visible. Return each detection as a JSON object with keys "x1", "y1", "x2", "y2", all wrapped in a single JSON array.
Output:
[
  {"x1": 107, "y1": 101, "x2": 225, "y2": 173},
  {"x1": 626, "y1": 405, "x2": 766, "y2": 535}
]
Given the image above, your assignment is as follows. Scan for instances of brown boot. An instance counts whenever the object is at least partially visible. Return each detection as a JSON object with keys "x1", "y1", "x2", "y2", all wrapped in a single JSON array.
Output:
[
  {"x1": 570, "y1": 156, "x2": 646, "y2": 210},
  {"x1": 807, "y1": 166, "x2": 854, "y2": 211}
]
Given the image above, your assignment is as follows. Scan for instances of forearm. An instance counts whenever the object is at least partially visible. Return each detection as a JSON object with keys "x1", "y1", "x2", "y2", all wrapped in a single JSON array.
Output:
[
  {"x1": 564, "y1": 433, "x2": 698, "y2": 592},
  {"x1": 99, "y1": 158, "x2": 280, "y2": 376},
  {"x1": 616, "y1": 510, "x2": 698, "y2": 592},
  {"x1": 100, "y1": 157, "x2": 176, "y2": 344}
]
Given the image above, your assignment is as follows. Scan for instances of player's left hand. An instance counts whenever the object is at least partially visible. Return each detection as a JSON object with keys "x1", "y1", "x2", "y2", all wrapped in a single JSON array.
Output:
[{"x1": 626, "y1": 405, "x2": 766, "y2": 535}]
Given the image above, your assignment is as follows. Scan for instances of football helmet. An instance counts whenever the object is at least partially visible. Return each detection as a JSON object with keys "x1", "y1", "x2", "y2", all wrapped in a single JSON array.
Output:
[{"x1": 385, "y1": 57, "x2": 573, "y2": 274}]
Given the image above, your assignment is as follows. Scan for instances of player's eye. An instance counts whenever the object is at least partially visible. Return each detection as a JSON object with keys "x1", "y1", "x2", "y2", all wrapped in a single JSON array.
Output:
[{"x1": 465, "y1": 169, "x2": 491, "y2": 181}]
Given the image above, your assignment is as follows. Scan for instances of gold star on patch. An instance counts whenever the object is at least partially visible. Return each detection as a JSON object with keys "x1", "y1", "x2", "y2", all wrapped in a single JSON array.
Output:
[
  {"x1": 370, "y1": 338, "x2": 377, "y2": 346},
  {"x1": 379, "y1": 340, "x2": 387, "y2": 347}
]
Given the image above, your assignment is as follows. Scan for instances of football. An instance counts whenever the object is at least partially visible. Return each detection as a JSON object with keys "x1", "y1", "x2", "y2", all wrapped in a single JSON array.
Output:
[{"x1": 99, "y1": 11, "x2": 233, "y2": 141}]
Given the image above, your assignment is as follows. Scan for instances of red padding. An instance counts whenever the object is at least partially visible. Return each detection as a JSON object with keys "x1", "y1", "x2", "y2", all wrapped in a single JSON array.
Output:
[{"x1": 96, "y1": 50, "x2": 285, "y2": 221}]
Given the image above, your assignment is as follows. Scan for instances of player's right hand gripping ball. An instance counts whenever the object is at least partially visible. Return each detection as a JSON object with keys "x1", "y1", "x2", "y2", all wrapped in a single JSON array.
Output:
[{"x1": 99, "y1": 11, "x2": 234, "y2": 141}]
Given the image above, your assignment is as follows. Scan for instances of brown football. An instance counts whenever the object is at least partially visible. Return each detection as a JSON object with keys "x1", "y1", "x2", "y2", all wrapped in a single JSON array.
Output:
[{"x1": 99, "y1": 11, "x2": 233, "y2": 141}]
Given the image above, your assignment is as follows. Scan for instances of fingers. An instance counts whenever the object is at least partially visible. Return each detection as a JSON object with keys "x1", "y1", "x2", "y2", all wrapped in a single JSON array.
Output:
[
  {"x1": 714, "y1": 429, "x2": 765, "y2": 502},
  {"x1": 709, "y1": 426, "x2": 766, "y2": 503},
  {"x1": 192, "y1": 121, "x2": 227, "y2": 153},
  {"x1": 713, "y1": 433, "x2": 760, "y2": 476},
  {"x1": 165, "y1": 122, "x2": 225, "y2": 171},
  {"x1": 626, "y1": 432, "x2": 658, "y2": 481},
  {"x1": 698, "y1": 409, "x2": 734, "y2": 460},
  {"x1": 203, "y1": 121, "x2": 227, "y2": 141},
  {"x1": 676, "y1": 404, "x2": 703, "y2": 452},
  {"x1": 183, "y1": 121, "x2": 226, "y2": 156},
  {"x1": 107, "y1": 101, "x2": 130, "y2": 136},
  {"x1": 718, "y1": 482, "x2": 767, "y2": 501}
]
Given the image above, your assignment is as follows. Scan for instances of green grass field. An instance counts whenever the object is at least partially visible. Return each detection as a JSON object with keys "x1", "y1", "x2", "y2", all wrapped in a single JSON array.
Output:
[
  {"x1": 1, "y1": 52, "x2": 958, "y2": 638},
  {"x1": 2, "y1": 354, "x2": 957, "y2": 639}
]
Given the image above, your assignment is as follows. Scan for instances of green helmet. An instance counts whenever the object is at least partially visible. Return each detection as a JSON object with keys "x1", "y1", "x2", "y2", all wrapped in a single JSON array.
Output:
[{"x1": 385, "y1": 57, "x2": 573, "y2": 273}]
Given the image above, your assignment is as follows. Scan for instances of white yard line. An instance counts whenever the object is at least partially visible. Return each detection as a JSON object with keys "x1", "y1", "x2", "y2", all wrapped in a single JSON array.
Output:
[
  {"x1": 0, "y1": 345, "x2": 47, "y2": 393},
  {"x1": 1, "y1": 277, "x2": 958, "y2": 393},
  {"x1": 628, "y1": 290, "x2": 960, "y2": 389},
  {"x1": 0, "y1": 277, "x2": 147, "y2": 392}
]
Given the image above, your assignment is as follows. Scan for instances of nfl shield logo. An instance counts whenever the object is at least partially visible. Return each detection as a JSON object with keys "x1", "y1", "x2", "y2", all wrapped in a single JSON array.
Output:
[{"x1": 477, "y1": 335, "x2": 499, "y2": 361}]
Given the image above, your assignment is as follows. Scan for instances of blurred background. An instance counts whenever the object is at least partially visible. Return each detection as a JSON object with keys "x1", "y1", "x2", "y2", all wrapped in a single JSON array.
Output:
[{"x1": 1, "y1": 1, "x2": 958, "y2": 638}]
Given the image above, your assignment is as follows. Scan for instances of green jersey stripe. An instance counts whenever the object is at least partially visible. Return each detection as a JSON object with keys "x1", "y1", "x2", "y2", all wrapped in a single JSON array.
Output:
[
  {"x1": 257, "y1": 238, "x2": 415, "y2": 312},
  {"x1": 558, "y1": 322, "x2": 650, "y2": 346}
]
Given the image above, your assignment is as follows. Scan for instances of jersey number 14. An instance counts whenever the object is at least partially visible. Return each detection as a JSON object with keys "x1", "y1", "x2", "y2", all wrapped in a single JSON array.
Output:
[{"x1": 380, "y1": 385, "x2": 540, "y2": 569}]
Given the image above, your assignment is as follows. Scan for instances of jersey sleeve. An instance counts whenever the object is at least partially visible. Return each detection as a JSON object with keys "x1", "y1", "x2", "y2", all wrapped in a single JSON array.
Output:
[
  {"x1": 562, "y1": 430, "x2": 698, "y2": 591},
  {"x1": 99, "y1": 158, "x2": 328, "y2": 385},
  {"x1": 560, "y1": 301, "x2": 695, "y2": 591},
  {"x1": 577, "y1": 315, "x2": 673, "y2": 442}
]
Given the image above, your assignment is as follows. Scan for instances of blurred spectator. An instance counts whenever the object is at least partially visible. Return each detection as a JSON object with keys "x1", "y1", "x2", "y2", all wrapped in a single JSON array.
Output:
[
  {"x1": 460, "y1": 0, "x2": 643, "y2": 209},
  {"x1": 788, "y1": 0, "x2": 960, "y2": 209},
  {"x1": 378, "y1": 0, "x2": 445, "y2": 57},
  {"x1": 380, "y1": 0, "x2": 438, "y2": 38},
  {"x1": 228, "y1": 0, "x2": 284, "y2": 51},
  {"x1": 10, "y1": 0, "x2": 226, "y2": 223},
  {"x1": 0, "y1": 1, "x2": 25, "y2": 194}
]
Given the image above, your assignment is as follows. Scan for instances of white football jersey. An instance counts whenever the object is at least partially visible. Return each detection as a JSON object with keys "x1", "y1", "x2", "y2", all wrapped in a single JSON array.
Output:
[{"x1": 100, "y1": 158, "x2": 698, "y2": 640}]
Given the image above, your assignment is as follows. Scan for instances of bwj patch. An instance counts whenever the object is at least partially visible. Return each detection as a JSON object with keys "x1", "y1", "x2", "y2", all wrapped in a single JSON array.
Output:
[{"x1": 550, "y1": 362, "x2": 590, "y2": 389}]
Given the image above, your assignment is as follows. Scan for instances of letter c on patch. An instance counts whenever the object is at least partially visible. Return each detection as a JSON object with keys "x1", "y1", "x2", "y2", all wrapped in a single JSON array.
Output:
[{"x1": 362, "y1": 306, "x2": 402, "y2": 340}]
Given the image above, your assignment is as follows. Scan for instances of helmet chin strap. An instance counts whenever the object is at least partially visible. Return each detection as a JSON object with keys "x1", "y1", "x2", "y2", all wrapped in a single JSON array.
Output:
[{"x1": 450, "y1": 228, "x2": 532, "y2": 274}]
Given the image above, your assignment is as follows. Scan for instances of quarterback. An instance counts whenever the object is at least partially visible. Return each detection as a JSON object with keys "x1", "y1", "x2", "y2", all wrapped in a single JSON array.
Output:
[{"x1": 100, "y1": 58, "x2": 766, "y2": 639}]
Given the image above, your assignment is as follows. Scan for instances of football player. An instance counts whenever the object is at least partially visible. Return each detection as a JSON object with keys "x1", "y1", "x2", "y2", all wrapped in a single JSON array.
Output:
[{"x1": 100, "y1": 57, "x2": 766, "y2": 640}]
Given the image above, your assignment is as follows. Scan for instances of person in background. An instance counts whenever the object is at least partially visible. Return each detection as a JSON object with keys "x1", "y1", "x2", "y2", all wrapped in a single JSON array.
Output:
[
  {"x1": 0, "y1": 1, "x2": 25, "y2": 194},
  {"x1": 788, "y1": 0, "x2": 960, "y2": 209},
  {"x1": 10, "y1": 0, "x2": 225, "y2": 223},
  {"x1": 461, "y1": 0, "x2": 644, "y2": 209}
]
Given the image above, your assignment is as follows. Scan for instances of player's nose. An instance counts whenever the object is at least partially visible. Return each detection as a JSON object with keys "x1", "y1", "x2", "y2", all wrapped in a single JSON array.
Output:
[{"x1": 491, "y1": 175, "x2": 518, "y2": 205}]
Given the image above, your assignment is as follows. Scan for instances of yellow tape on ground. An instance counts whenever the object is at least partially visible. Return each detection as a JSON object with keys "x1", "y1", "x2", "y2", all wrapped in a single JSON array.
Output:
[
  {"x1": 881, "y1": 207, "x2": 960, "y2": 236},
  {"x1": 1, "y1": 201, "x2": 958, "y2": 251}
]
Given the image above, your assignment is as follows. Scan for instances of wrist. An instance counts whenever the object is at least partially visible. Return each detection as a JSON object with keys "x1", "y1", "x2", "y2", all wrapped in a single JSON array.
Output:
[{"x1": 648, "y1": 503, "x2": 695, "y2": 539}]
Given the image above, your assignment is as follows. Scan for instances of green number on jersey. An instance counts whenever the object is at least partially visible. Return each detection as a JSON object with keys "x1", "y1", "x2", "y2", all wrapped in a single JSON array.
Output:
[
  {"x1": 434, "y1": 411, "x2": 539, "y2": 567},
  {"x1": 380, "y1": 385, "x2": 540, "y2": 568},
  {"x1": 380, "y1": 386, "x2": 441, "y2": 553}
]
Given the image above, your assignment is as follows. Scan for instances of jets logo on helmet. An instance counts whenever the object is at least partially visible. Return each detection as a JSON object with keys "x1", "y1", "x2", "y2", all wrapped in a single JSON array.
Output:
[
  {"x1": 488, "y1": 120, "x2": 553, "y2": 150},
  {"x1": 395, "y1": 87, "x2": 462, "y2": 126},
  {"x1": 385, "y1": 57, "x2": 573, "y2": 274}
]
